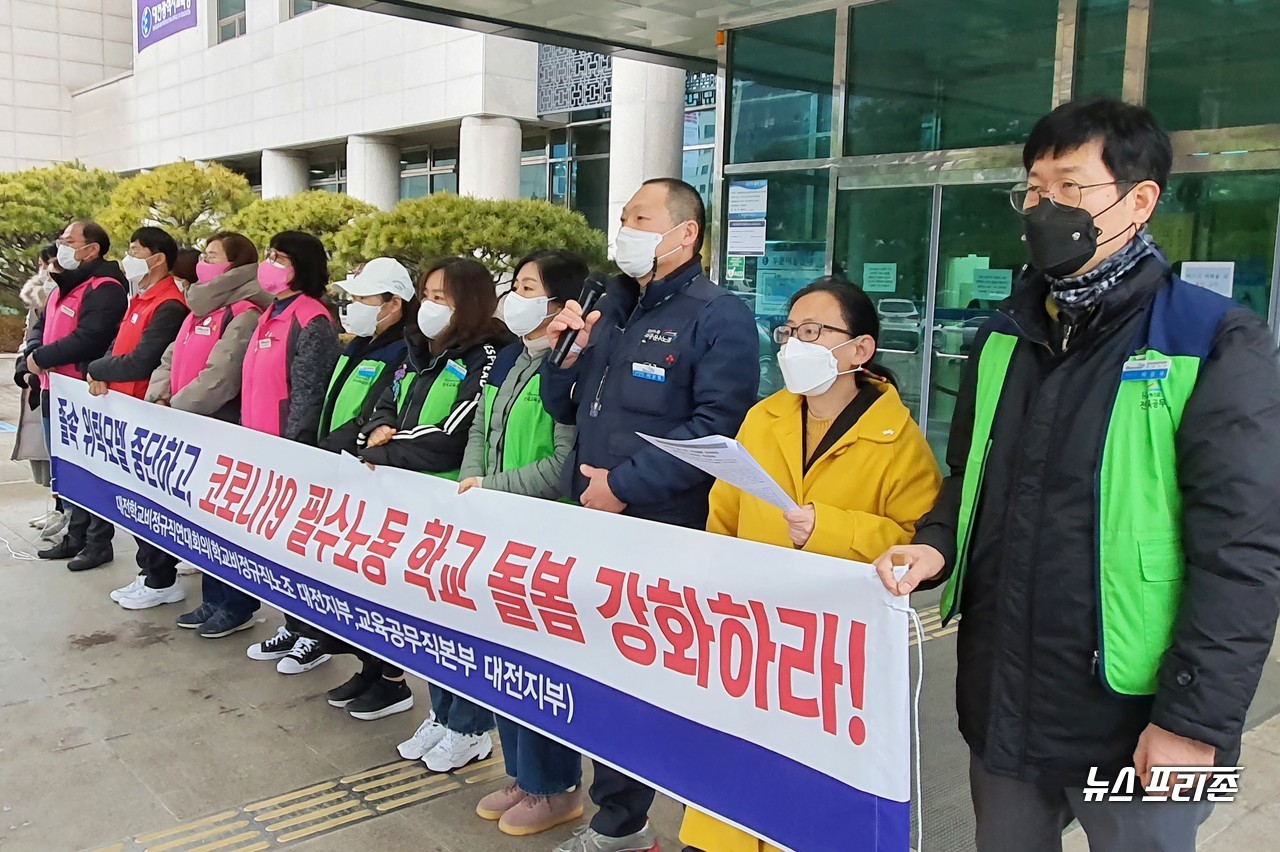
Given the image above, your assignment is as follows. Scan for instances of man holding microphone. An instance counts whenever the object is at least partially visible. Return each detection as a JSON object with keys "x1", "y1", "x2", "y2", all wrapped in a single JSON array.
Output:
[{"x1": 540, "y1": 177, "x2": 760, "y2": 852}]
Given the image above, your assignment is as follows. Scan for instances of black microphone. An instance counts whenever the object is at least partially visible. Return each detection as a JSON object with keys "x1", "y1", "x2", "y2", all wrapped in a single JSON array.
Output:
[{"x1": 550, "y1": 276, "x2": 609, "y2": 368}]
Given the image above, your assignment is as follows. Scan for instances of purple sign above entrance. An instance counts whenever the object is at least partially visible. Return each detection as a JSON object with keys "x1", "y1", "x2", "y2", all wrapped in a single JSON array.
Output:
[{"x1": 137, "y1": 0, "x2": 197, "y2": 51}]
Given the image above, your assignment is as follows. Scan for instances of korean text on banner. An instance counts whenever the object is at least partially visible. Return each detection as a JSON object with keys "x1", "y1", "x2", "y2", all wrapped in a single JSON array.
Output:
[
  {"x1": 48, "y1": 375, "x2": 912, "y2": 852},
  {"x1": 137, "y1": 0, "x2": 198, "y2": 51}
]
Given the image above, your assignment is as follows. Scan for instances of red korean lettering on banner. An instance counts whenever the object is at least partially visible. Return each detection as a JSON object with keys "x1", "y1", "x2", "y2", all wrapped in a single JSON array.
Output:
[
  {"x1": 439, "y1": 529, "x2": 484, "y2": 611},
  {"x1": 489, "y1": 541, "x2": 538, "y2": 630},
  {"x1": 360, "y1": 508, "x2": 408, "y2": 586},
  {"x1": 198, "y1": 454, "x2": 233, "y2": 515},
  {"x1": 405, "y1": 519, "x2": 452, "y2": 601},
  {"x1": 777, "y1": 608, "x2": 862, "y2": 741},
  {"x1": 285, "y1": 484, "x2": 335, "y2": 557},
  {"x1": 708, "y1": 592, "x2": 777, "y2": 710},
  {"x1": 647, "y1": 578, "x2": 713, "y2": 686},
  {"x1": 529, "y1": 551, "x2": 584, "y2": 643},
  {"x1": 596, "y1": 567, "x2": 657, "y2": 665}
]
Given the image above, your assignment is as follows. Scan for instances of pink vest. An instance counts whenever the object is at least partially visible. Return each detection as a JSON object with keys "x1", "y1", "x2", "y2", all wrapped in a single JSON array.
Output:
[
  {"x1": 170, "y1": 300, "x2": 262, "y2": 396},
  {"x1": 41, "y1": 275, "x2": 126, "y2": 390},
  {"x1": 240, "y1": 295, "x2": 332, "y2": 437}
]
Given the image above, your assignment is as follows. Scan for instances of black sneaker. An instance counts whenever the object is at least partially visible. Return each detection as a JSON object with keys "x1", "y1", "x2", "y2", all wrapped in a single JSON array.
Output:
[
  {"x1": 347, "y1": 678, "x2": 414, "y2": 721},
  {"x1": 68, "y1": 546, "x2": 113, "y2": 572},
  {"x1": 177, "y1": 603, "x2": 217, "y2": 629},
  {"x1": 38, "y1": 538, "x2": 81, "y2": 560},
  {"x1": 247, "y1": 627, "x2": 301, "y2": 661},
  {"x1": 276, "y1": 637, "x2": 331, "y2": 675},
  {"x1": 198, "y1": 609, "x2": 255, "y2": 639},
  {"x1": 326, "y1": 671, "x2": 380, "y2": 708}
]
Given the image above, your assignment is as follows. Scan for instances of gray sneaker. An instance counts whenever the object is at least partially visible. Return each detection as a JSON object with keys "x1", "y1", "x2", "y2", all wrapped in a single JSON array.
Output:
[
  {"x1": 552, "y1": 823, "x2": 657, "y2": 852},
  {"x1": 40, "y1": 510, "x2": 68, "y2": 541}
]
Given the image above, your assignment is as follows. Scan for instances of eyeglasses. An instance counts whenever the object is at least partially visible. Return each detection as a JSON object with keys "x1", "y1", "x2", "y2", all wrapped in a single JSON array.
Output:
[
  {"x1": 773, "y1": 322, "x2": 853, "y2": 345},
  {"x1": 1008, "y1": 179, "x2": 1133, "y2": 212},
  {"x1": 265, "y1": 249, "x2": 292, "y2": 265}
]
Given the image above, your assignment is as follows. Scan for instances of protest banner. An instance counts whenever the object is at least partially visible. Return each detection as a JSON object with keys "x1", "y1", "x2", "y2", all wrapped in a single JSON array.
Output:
[{"x1": 49, "y1": 375, "x2": 913, "y2": 852}]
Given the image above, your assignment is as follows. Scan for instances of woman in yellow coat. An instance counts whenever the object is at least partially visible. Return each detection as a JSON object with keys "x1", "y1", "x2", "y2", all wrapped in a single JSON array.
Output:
[{"x1": 680, "y1": 277, "x2": 942, "y2": 852}]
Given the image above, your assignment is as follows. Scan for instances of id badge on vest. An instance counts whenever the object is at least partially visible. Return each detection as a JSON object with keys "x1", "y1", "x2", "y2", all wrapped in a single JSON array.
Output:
[
  {"x1": 1121, "y1": 356, "x2": 1170, "y2": 382},
  {"x1": 259, "y1": 336, "x2": 273, "y2": 349}
]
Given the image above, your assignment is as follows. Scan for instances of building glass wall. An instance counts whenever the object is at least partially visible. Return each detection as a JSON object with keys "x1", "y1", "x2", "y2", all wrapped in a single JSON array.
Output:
[
  {"x1": 399, "y1": 146, "x2": 458, "y2": 199},
  {"x1": 720, "y1": 0, "x2": 1280, "y2": 466}
]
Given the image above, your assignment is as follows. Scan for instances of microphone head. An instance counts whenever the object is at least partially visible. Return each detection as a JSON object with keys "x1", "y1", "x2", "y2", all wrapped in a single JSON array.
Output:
[{"x1": 580, "y1": 275, "x2": 609, "y2": 301}]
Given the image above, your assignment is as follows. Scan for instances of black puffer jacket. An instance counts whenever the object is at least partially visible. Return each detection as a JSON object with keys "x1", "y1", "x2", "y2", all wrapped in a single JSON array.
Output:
[{"x1": 915, "y1": 252, "x2": 1280, "y2": 788}]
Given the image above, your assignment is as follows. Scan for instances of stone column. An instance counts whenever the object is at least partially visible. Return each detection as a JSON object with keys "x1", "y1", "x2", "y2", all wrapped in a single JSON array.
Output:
[
  {"x1": 458, "y1": 116, "x2": 522, "y2": 200},
  {"x1": 259, "y1": 149, "x2": 310, "y2": 199},
  {"x1": 607, "y1": 58, "x2": 686, "y2": 240},
  {"x1": 346, "y1": 135, "x2": 402, "y2": 211}
]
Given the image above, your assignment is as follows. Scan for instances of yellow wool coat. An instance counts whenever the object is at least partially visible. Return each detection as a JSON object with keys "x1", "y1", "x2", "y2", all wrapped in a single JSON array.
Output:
[{"x1": 679, "y1": 381, "x2": 942, "y2": 852}]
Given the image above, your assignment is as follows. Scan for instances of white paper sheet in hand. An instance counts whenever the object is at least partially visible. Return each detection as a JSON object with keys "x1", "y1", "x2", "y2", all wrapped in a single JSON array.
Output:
[{"x1": 637, "y1": 433, "x2": 800, "y2": 511}]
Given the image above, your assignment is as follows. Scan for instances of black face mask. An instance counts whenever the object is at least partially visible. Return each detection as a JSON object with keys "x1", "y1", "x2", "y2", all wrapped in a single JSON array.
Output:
[{"x1": 1020, "y1": 188, "x2": 1135, "y2": 278}]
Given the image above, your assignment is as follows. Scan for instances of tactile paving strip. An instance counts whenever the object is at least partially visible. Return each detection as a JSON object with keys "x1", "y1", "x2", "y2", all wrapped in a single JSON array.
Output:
[{"x1": 87, "y1": 747, "x2": 506, "y2": 852}]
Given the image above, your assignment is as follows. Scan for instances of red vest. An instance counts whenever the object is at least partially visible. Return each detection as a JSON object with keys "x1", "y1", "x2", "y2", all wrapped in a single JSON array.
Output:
[
  {"x1": 108, "y1": 276, "x2": 188, "y2": 399},
  {"x1": 170, "y1": 300, "x2": 262, "y2": 396},
  {"x1": 41, "y1": 275, "x2": 127, "y2": 390},
  {"x1": 240, "y1": 295, "x2": 332, "y2": 437}
]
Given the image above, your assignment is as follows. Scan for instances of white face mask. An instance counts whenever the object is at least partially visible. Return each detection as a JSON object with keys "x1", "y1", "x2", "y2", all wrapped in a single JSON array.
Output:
[
  {"x1": 56, "y1": 243, "x2": 81, "y2": 271},
  {"x1": 609, "y1": 223, "x2": 687, "y2": 279},
  {"x1": 341, "y1": 301, "x2": 383, "y2": 337},
  {"x1": 121, "y1": 254, "x2": 151, "y2": 287},
  {"x1": 340, "y1": 300, "x2": 378, "y2": 337},
  {"x1": 501, "y1": 292, "x2": 551, "y2": 338},
  {"x1": 777, "y1": 337, "x2": 859, "y2": 397},
  {"x1": 417, "y1": 299, "x2": 454, "y2": 339}
]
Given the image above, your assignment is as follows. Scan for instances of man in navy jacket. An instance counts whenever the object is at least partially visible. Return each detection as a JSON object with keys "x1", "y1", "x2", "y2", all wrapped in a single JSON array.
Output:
[{"x1": 540, "y1": 178, "x2": 759, "y2": 852}]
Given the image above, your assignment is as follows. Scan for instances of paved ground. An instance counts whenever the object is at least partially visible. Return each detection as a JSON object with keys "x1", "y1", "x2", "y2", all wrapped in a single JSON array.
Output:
[{"x1": 0, "y1": 356, "x2": 1277, "y2": 852}]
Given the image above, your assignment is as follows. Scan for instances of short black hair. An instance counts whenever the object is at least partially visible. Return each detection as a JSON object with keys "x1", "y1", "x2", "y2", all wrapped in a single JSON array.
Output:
[
  {"x1": 513, "y1": 249, "x2": 589, "y2": 306},
  {"x1": 269, "y1": 230, "x2": 329, "y2": 297},
  {"x1": 130, "y1": 226, "x2": 178, "y2": 269},
  {"x1": 39, "y1": 244, "x2": 56, "y2": 263},
  {"x1": 1022, "y1": 98, "x2": 1173, "y2": 192},
  {"x1": 173, "y1": 247, "x2": 200, "y2": 284},
  {"x1": 642, "y1": 177, "x2": 706, "y2": 253},
  {"x1": 76, "y1": 220, "x2": 110, "y2": 258}
]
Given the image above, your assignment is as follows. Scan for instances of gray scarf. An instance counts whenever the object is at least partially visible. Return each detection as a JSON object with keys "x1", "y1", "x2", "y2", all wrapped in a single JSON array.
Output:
[{"x1": 1046, "y1": 228, "x2": 1157, "y2": 313}]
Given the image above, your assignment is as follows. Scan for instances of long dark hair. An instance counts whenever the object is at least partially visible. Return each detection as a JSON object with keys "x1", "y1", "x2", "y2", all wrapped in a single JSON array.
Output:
[
  {"x1": 269, "y1": 230, "x2": 329, "y2": 297},
  {"x1": 788, "y1": 276, "x2": 898, "y2": 387},
  {"x1": 418, "y1": 257, "x2": 509, "y2": 351},
  {"x1": 512, "y1": 249, "x2": 589, "y2": 306}
]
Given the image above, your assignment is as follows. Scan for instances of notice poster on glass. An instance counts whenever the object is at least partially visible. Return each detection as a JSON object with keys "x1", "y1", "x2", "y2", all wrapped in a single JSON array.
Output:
[
  {"x1": 972, "y1": 268, "x2": 1013, "y2": 301},
  {"x1": 727, "y1": 179, "x2": 769, "y2": 220},
  {"x1": 1180, "y1": 261, "x2": 1235, "y2": 298},
  {"x1": 727, "y1": 221, "x2": 767, "y2": 257},
  {"x1": 725, "y1": 256, "x2": 747, "y2": 281},
  {"x1": 862, "y1": 263, "x2": 898, "y2": 293}
]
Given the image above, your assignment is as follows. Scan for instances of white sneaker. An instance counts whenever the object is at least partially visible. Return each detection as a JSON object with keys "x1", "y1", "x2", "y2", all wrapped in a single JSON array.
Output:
[
  {"x1": 28, "y1": 509, "x2": 53, "y2": 528},
  {"x1": 275, "y1": 637, "x2": 331, "y2": 674},
  {"x1": 109, "y1": 575, "x2": 147, "y2": 602},
  {"x1": 40, "y1": 511, "x2": 68, "y2": 541},
  {"x1": 119, "y1": 582, "x2": 187, "y2": 610},
  {"x1": 424, "y1": 729, "x2": 492, "y2": 772},
  {"x1": 397, "y1": 714, "x2": 446, "y2": 760},
  {"x1": 246, "y1": 627, "x2": 299, "y2": 661},
  {"x1": 176, "y1": 562, "x2": 199, "y2": 576}
]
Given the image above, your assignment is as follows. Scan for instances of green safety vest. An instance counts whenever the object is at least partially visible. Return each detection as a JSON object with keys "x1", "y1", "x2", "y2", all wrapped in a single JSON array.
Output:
[
  {"x1": 941, "y1": 330, "x2": 1200, "y2": 696},
  {"x1": 323, "y1": 354, "x2": 388, "y2": 436},
  {"x1": 481, "y1": 371, "x2": 558, "y2": 474},
  {"x1": 394, "y1": 361, "x2": 465, "y2": 481}
]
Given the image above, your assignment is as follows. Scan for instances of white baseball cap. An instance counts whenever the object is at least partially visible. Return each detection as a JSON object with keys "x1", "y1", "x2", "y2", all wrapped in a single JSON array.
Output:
[{"x1": 339, "y1": 257, "x2": 415, "y2": 302}]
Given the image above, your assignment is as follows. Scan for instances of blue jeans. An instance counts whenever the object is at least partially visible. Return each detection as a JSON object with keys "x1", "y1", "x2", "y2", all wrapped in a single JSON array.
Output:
[
  {"x1": 202, "y1": 573, "x2": 259, "y2": 621},
  {"x1": 429, "y1": 685, "x2": 494, "y2": 735},
  {"x1": 497, "y1": 715, "x2": 581, "y2": 796}
]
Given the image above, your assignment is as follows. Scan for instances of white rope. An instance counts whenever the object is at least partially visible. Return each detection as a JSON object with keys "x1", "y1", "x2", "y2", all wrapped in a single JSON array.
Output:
[{"x1": 908, "y1": 605, "x2": 926, "y2": 852}]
